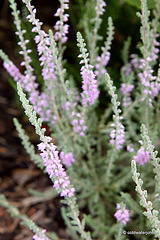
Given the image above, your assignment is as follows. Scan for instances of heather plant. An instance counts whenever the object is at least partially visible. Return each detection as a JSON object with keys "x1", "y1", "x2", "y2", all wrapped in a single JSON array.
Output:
[{"x1": 1, "y1": 0, "x2": 160, "y2": 239}]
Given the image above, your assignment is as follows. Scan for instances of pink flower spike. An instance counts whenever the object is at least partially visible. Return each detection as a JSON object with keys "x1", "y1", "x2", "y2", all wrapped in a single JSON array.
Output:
[
  {"x1": 54, "y1": 0, "x2": 69, "y2": 43},
  {"x1": 38, "y1": 141, "x2": 75, "y2": 198},
  {"x1": 81, "y1": 67, "x2": 99, "y2": 106}
]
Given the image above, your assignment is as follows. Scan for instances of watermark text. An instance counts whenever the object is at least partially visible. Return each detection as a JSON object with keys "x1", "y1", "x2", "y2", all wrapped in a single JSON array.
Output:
[{"x1": 123, "y1": 231, "x2": 154, "y2": 235}]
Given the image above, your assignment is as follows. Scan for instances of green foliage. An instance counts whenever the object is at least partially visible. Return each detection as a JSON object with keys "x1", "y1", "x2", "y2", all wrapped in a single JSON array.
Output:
[
  {"x1": 14, "y1": 118, "x2": 44, "y2": 169},
  {"x1": 131, "y1": 159, "x2": 160, "y2": 238},
  {"x1": 123, "y1": 0, "x2": 155, "y2": 9}
]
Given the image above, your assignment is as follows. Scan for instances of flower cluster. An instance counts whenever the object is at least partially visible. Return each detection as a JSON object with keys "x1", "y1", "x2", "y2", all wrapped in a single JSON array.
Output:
[
  {"x1": 110, "y1": 122, "x2": 125, "y2": 150},
  {"x1": 3, "y1": 60, "x2": 38, "y2": 93},
  {"x1": 95, "y1": 51, "x2": 110, "y2": 76},
  {"x1": 54, "y1": 0, "x2": 69, "y2": 43},
  {"x1": 23, "y1": 0, "x2": 57, "y2": 95},
  {"x1": 33, "y1": 236, "x2": 45, "y2": 240},
  {"x1": 130, "y1": 55, "x2": 160, "y2": 105},
  {"x1": 133, "y1": 147, "x2": 150, "y2": 165},
  {"x1": 71, "y1": 112, "x2": 87, "y2": 136},
  {"x1": 9, "y1": 0, "x2": 37, "y2": 90},
  {"x1": 61, "y1": 88, "x2": 80, "y2": 111},
  {"x1": 138, "y1": 58, "x2": 156, "y2": 99},
  {"x1": 20, "y1": 0, "x2": 62, "y2": 126},
  {"x1": 127, "y1": 144, "x2": 134, "y2": 153},
  {"x1": 60, "y1": 151, "x2": 75, "y2": 166},
  {"x1": 151, "y1": 37, "x2": 160, "y2": 61},
  {"x1": 38, "y1": 140, "x2": 75, "y2": 197},
  {"x1": 81, "y1": 66, "x2": 99, "y2": 106},
  {"x1": 3, "y1": 61, "x2": 23, "y2": 84},
  {"x1": 33, "y1": 230, "x2": 48, "y2": 240},
  {"x1": 95, "y1": 0, "x2": 106, "y2": 16},
  {"x1": 3, "y1": 59, "x2": 56, "y2": 125},
  {"x1": 77, "y1": 32, "x2": 99, "y2": 106},
  {"x1": 120, "y1": 83, "x2": 134, "y2": 107},
  {"x1": 29, "y1": 91, "x2": 57, "y2": 124},
  {"x1": 114, "y1": 203, "x2": 130, "y2": 225},
  {"x1": 31, "y1": 23, "x2": 56, "y2": 87},
  {"x1": 121, "y1": 64, "x2": 132, "y2": 77}
]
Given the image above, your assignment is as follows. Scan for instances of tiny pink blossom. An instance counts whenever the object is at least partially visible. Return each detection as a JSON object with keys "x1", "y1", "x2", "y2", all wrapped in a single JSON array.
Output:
[
  {"x1": 95, "y1": 51, "x2": 110, "y2": 76},
  {"x1": 33, "y1": 229, "x2": 48, "y2": 240},
  {"x1": 110, "y1": 123, "x2": 125, "y2": 149},
  {"x1": 60, "y1": 151, "x2": 75, "y2": 166},
  {"x1": 114, "y1": 204, "x2": 130, "y2": 225},
  {"x1": 127, "y1": 144, "x2": 134, "y2": 152},
  {"x1": 71, "y1": 112, "x2": 87, "y2": 136},
  {"x1": 38, "y1": 143, "x2": 47, "y2": 151},
  {"x1": 133, "y1": 147, "x2": 150, "y2": 165}
]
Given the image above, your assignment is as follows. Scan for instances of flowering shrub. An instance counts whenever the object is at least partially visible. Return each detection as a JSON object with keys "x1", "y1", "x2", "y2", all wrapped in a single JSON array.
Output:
[{"x1": 1, "y1": 0, "x2": 160, "y2": 239}]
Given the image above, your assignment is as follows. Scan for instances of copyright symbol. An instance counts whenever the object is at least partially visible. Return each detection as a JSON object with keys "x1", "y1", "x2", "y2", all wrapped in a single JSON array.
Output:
[{"x1": 123, "y1": 231, "x2": 126, "y2": 235}]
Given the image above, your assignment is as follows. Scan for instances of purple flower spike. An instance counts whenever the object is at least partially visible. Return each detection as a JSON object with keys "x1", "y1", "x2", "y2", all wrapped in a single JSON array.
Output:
[
  {"x1": 54, "y1": 0, "x2": 69, "y2": 43},
  {"x1": 81, "y1": 66, "x2": 99, "y2": 106},
  {"x1": 120, "y1": 83, "x2": 134, "y2": 107},
  {"x1": 77, "y1": 32, "x2": 99, "y2": 106},
  {"x1": 95, "y1": 52, "x2": 110, "y2": 76},
  {"x1": 37, "y1": 142, "x2": 75, "y2": 198},
  {"x1": 71, "y1": 112, "x2": 87, "y2": 136}
]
